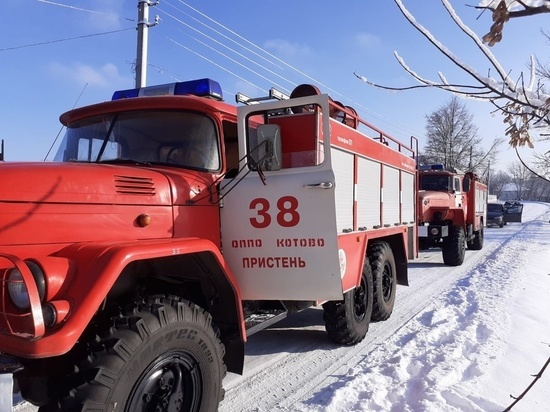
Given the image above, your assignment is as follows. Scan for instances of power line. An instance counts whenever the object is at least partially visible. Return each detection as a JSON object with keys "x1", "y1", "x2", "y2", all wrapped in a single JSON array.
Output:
[
  {"x1": 172, "y1": 0, "x2": 337, "y2": 93},
  {"x1": 36, "y1": 0, "x2": 135, "y2": 22},
  {"x1": 159, "y1": 5, "x2": 296, "y2": 93},
  {"x1": 168, "y1": 0, "x2": 284, "y2": 70},
  {"x1": 183, "y1": 32, "x2": 290, "y2": 91},
  {"x1": 0, "y1": 28, "x2": 134, "y2": 52},
  {"x1": 162, "y1": 0, "x2": 285, "y2": 72},
  {"x1": 31, "y1": 0, "x2": 424, "y2": 141},
  {"x1": 166, "y1": 36, "x2": 265, "y2": 92},
  {"x1": 157, "y1": 1, "x2": 424, "y2": 140}
]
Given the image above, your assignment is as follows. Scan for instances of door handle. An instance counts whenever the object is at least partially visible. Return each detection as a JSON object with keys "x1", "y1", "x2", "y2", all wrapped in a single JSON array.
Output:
[{"x1": 305, "y1": 182, "x2": 333, "y2": 189}]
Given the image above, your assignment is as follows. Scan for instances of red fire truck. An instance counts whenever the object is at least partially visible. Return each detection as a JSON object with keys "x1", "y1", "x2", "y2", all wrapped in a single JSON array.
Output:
[
  {"x1": 417, "y1": 165, "x2": 487, "y2": 266},
  {"x1": 0, "y1": 79, "x2": 417, "y2": 411}
]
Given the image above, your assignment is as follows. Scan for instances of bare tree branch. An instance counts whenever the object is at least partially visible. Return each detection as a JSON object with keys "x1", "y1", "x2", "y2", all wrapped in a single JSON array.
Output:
[
  {"x1": 356, "y1": 0, "x2": 550, "y2": 162},
  {"x1": 353, "y1": 70, "x2": 496, "y2": 99}
]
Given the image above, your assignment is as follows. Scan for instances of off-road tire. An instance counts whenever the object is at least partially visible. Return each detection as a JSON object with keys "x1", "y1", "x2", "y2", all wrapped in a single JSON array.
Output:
[
  {"x1": 442, "y1": 225, "x2": 466, "y2": 266},
  {"x1": 40, "y1": 295, "x2": 226, "y2": 412},
  {"x1": 368, "y1": 241, "x2": 397, "y2": 321},
  {"x1": 467, "y1": 226, "x2": 484, "y2": 250},
  {"x1": 323, "y1": 259, "x2": 373, "y2": 345}
]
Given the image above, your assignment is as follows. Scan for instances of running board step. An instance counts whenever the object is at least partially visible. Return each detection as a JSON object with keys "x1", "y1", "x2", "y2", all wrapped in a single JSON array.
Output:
[{"x1": 245, "y1": 307, "x2": 288, "y2": 337}]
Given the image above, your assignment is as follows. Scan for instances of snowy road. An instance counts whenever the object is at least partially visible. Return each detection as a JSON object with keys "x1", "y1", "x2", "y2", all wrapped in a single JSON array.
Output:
[
  {"x1": 219, "y1": 250, "x2": 490, "y2": 410},
  {"x1": 13, "y1": 202, "x2": 550, "y2": 411}
]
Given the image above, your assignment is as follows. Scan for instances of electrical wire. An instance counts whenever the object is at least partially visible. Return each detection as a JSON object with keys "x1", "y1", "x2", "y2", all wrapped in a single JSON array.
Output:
[
  {"x1": 157, "y1": 1, "x2": 425, "y2": 140},
  {"x1": 32, "y1": 0, "x2": 423, "y2": 140},
  {"x1": 0, "y1": 28, "x2": 134, "y2": 52},
  {"x1": 159, "y1": 6, "x2": 296, "y2": 93},
  {"x1": 168, "y1": 0, "x2": 284, "y2": 70},
  {"x1": 166, "y1": 36, "x2": 265, "y2": 92},
  {"x1": 184, "y1": 32, "x2": 290, "y2": 92},
  {"x1": 36, "y1": 0, "x2": 135, "y2": 21}
]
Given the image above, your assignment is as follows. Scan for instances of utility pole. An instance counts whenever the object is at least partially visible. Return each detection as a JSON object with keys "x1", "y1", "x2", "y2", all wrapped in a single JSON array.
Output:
[{"x1": 135, "y1": 0, "x2": 159, "y2": 88}]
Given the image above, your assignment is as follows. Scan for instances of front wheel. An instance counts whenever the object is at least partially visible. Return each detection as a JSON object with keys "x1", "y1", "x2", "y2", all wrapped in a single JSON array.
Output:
[
  {"x1": 323, "y1": 258, "x2": 373, "y2": 345},
  {"x1": 41, "y1": 295, "x2": 226, "y2": 412},
  {"x1": 442, "y1": 225, "x2": 466, "y2": 266}
]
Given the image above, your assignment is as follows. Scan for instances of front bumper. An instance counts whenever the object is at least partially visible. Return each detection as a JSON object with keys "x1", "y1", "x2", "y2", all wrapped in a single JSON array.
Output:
[
  {"x1": 0, "y1": 354, "x2": 22, "y2": 412},
  {"x1": 418, "y1": 225, "x2": 449, "y2": 238},
  {"x1": 487, "y1": 217, "x2": 503, "y2": 226}
]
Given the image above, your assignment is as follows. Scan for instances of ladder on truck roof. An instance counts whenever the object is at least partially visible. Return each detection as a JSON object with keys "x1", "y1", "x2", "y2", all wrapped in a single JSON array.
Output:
[{"x1": 235, "y1": 88, "x2": 289, "y2": 105}]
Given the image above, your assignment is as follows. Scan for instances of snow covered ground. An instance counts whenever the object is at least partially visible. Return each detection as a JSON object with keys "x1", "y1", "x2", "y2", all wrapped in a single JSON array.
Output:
[
  {"x1": 290, "y1": 201, "x2": 550, "y2": 412},
  {"x1": 12, "y1": 202, "x2": 550, "y2": 412}
]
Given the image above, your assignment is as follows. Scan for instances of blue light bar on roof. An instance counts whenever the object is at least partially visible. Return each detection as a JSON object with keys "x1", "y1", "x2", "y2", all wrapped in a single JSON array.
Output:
[
  {"x1": 419, "y1": 164, "x2": 445, "y2": 170},
  {"x1": 111, "y1": 78, "x2": 223, "y2": 101}
]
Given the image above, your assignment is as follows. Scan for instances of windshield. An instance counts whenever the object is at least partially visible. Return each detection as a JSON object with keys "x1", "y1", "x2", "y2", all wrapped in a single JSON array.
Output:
[
  {"x1": 488, "y1": 203, "x2": 503, "y2": 212},
  {"x1": 54, "y1": 110, "x2": 221, "y2": 171},
  {"x1": 420, "y1": 175, "x2": 452, "y2": 191}
]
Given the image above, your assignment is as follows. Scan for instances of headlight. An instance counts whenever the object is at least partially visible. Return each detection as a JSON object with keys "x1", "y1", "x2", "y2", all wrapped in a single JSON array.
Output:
[{"x1": 7, "y1": 260, "x2": 46, "y2": 310}]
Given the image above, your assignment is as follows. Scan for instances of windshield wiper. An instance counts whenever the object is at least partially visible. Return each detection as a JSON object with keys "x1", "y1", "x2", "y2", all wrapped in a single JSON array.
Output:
[
  {"x1": 95, "y1": 114, "x2": 119, "y2": 161},
  {"x1": 98, "y1": 158, "x2": 152, "y2": 167}
]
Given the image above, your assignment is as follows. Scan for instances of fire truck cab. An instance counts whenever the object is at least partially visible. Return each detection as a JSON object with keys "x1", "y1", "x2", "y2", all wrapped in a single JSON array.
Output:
[{"x1": 417, "y1": 165, "x2": 487, "y2": 266}]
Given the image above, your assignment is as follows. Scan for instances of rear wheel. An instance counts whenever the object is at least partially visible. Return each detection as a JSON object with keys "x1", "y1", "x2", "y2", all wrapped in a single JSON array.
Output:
[
  {"x1": 368, "y1": 241, "x2": 397, "y2": 321},
  {"x1": 40, "y1": 295, "x2": 226, "y2": 412},
  {"x1": 323, "y1": 258, "x2": 373, "y2": 345},
  {"x1": 467, "y1": 226, "x2": 484, "y2": 250},
  {"x1": 442, "y1": 225, "x2": 466, "y2": 266}
]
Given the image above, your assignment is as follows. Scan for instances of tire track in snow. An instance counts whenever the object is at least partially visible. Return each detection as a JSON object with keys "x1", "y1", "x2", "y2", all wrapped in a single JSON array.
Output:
[{"x1": 291, "y1": 213, "x2": 549, "y2": 411}]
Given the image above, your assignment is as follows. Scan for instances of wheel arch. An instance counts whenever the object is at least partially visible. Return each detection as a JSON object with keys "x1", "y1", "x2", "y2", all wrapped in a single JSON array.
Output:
[
  {"x1": 449, "y1": 208, "x2": 466, "y2": 228},
  {"x1": 6, "y1": 238, "x2": 245, "y2": 375},
  {"x1": 115, "y1": 250, "x2": 246, "y2": 375},
  {"x1": 92, "y1": 242, "x2": 247, "y2": 375}
]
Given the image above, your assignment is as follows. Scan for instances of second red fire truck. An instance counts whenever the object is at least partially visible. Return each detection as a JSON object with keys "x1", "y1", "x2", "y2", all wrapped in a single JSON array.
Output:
[{"x1": 417, "y1": 165, "x2": 488, "y2": 266}]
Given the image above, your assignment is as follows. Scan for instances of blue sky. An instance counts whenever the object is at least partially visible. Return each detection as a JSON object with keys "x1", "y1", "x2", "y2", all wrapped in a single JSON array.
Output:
[{"x1": 2, "y1": 0, "x2": 548, "y2": 171}]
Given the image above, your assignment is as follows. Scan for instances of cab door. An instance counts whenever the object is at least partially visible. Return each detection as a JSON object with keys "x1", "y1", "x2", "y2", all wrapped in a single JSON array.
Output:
[
  {"x1": 220, "y1": 96, "x2": 342, "y2": 301},
  {"x1": 454, "y1": 176, "x2": 463, "y2": 207}
]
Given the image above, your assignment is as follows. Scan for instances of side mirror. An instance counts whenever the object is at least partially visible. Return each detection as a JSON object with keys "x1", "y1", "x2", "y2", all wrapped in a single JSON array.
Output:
[{"x1": 253, "y1": 124, "x2": 282, "y2": 171}]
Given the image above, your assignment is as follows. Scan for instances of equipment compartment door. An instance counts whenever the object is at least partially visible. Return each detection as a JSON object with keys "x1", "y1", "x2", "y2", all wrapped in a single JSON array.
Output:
[{"x1": 220, "y1": 167, "x2": 341, "y2": 301}]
